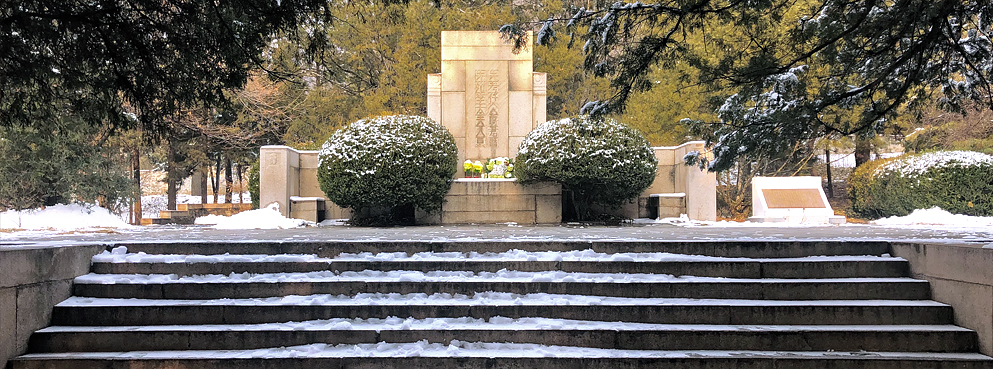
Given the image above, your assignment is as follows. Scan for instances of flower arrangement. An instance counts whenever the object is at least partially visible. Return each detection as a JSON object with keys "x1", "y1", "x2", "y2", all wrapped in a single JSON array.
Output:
[
  {"x1": 464, "y1": 160, "x2": 485, "y2": 178},
  {"x1": 463, "y1": 158, "x2": 515, "y2": 178}
]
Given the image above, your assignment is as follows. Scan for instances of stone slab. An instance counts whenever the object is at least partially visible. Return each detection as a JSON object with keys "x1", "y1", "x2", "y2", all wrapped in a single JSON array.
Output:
[
  {"x1": 508, "y1": 91, "x2": 533, "y2": 138},
  {"x1": 927, "y1": 277, "x2": 993, "y2": 355},
  {"x1": 16, "y1": 280, "x2": 72, "y2": 354},
  {"x1": 446, "y1": 180, "x2": 560, "y2": 196},
  {"x1": 0, "y1": 246, "x2": 104, "y2": 288},
  {"x1": 441, "y1": 46, "x2": 533, "y2": 61},
  {"x1": 442, "y1": 195, "x2": 535, "y2": 212},
  {"x1": 441, "y1": 61, "x2": 465, "y2": 91},
  {"x1": 297, "y1": 168, "x2": 323, "y2": 198},
  {"x1": 442, "y1": 211, "x2": 536, "y2": 224},
  {"x1": 441, "y1": 92, "x2": 466, "y2": 138},
  {"x1": 1, "y1": 287, "x2": 15, "y2": 368},
  {"x1": 508, "y1": 61, "x2": 533, "y2": 91},
  {"x1": 535, "y1": 195, "x2": 562, "y2": 224}
]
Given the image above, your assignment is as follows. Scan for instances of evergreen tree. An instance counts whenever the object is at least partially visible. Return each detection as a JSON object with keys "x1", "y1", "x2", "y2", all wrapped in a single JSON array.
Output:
[{"x1": 509, "y1": 0, "x2": 993, "y2": 171}]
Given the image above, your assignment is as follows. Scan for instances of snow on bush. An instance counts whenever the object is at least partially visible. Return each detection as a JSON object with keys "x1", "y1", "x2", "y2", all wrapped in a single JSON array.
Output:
[
  {"x1": 194, "y1": 203, "x2": 310, "y2": 229},
  {"x1": 849, "y1": 150, "x2": 993, "y2": 219},
  {"x1": 515, "y1": 115, "x2": 657, "y2": 219},
  {"x1": 317, "y1": 115, "x2": 457, "y2": 224},
  {"x1": 0, "y1": 203, "x2": 131, "y2": 230}
]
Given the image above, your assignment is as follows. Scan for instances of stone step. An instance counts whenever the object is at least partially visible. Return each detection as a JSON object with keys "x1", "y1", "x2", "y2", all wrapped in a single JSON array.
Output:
[
  {"x1": 90, "y1": 259, "x2": 911, "y2": 279},
  {"x1": 102, "y1": 240, "x2": 890, "y2": 258},
  {"x1": 71, "y1": 278, "x2": 931, "y2": 300},
  {"x1": 51, "y1": 297, "x2": 953, "y2": 326},
  {"x1": 12, "y1": 349, "x2": 993, "y2": 369},
  {"x1": 28, "y1": 323, "x2": 978, "y2": 353}
]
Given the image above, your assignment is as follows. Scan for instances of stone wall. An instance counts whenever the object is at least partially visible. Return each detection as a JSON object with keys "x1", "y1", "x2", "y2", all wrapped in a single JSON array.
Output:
[
  {"x1": 260, "y1": 142, "x2": 717, "y2": 222},
  {"x1": 0, "y1": 243, "x2": 105, "y2": 368},
  {"x1": 890, "y1": 242, "x2": 993, "y2": 355},
  {"x1": 622, "y1": 141, "x2": 717, "y2": 221},
  {"x1": 259, "y1": 146, "x2": 350, "y2": 221}
]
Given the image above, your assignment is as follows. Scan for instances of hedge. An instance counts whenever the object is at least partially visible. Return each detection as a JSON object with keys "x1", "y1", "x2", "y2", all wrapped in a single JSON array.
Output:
[{"x1": 848, "y1": 151, "x2": 993, "y2": 219}]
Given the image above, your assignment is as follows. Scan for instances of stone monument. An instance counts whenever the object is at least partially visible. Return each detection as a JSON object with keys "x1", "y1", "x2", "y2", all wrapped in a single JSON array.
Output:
[
  {"x1": 259, "y1": 30, "x2": 716, "y2": 224},
  {"x1": 748, "y1": 176, "x2": 846, "y2": 224},
  {"x1": 426, "y1": 31, "x2": 547, "y2": 174}
]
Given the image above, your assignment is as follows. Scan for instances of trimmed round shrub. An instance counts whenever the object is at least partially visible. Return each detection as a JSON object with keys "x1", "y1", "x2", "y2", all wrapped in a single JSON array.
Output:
[
  {"x1": 848, "y1": 150, "x2": 993, "y2": 219},
  {"x1": 317, "y1": 115, "x2": 457, "y2": 224},
  {"x1": 515, "y1": 115, "x2": 658, "y2": 220}
]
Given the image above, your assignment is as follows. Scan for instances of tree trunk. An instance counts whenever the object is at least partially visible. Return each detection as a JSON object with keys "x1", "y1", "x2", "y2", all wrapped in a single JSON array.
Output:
[
  {"x1": 854, "y1": 138, "x2": 872, "y2": 167},
  {"x1": 212, "y1": 155, "x2": 221, "y2": 204},
  {"x1": 224, "y1": 156, "x2": 233, "y2": 204},
  {"x1": 825, "y1": 149, "x2": 834, "y2": 198},
  {"x1": 132, "y1": 146, "x2": 142, "y2": 224},
  {"x1": 236, "y1": 163, "x2": 243, "y2": 204},
  {"x1": 166, "y1": 138, "x2": 177, "y2": 211},
  {"x1": 199, "y1": 166, "x2": 208, "y2": 205}
]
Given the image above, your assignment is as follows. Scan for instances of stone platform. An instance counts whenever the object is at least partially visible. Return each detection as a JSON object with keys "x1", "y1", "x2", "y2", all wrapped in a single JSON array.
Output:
[{"x1": 418, "y1": 178, "x2": 561, "y2": 225}]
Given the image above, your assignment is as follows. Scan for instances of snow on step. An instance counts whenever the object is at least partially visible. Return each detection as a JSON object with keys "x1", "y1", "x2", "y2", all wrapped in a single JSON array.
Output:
[
  {"x1": 73, "y1": 270, "x2": 921, "y2": 285},
  {"x1": 58, "y1": 293, "x2": 948, "y2": 307},
  {"x1": 14, "y1": 341, "x2": 993, "y2": 360},
  {"x1": 92, "y1": 246, "x2": 902, "y2": 263},
  {"x1": 35, "y1": 316, "x2": 975, "y2": 333}
]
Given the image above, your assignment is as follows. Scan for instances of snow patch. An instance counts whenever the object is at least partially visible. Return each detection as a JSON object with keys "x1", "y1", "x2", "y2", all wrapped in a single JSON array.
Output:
[
  {"x1": 195, "y1": 203, "x2": 312, "y2": 229},
  {"x1": 0, "y1": 203, "x2": 131, "y2": 231},
  {"x1": 872, "y1": 207, "x2": 993, "y2": 227}
]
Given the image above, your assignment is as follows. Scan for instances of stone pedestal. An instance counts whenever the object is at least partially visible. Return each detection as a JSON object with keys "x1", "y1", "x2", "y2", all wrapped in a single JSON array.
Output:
[{"x1": 417, "y1": 179, "x2": 561, "y2": 224}]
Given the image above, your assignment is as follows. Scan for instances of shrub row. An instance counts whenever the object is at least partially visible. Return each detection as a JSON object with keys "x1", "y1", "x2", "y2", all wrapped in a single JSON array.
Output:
[{"x1": 848, "y1": 151, "x2": 993, "y2": 218}]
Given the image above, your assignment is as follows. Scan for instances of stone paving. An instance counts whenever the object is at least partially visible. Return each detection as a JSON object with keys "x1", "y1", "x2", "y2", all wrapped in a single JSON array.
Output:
[{"x1": 2, "y1": 222, "x2": 991, "y2": 246}]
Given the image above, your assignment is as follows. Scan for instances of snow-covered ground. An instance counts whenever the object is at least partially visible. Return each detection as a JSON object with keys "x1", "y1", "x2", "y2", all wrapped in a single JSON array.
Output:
[
  {"x1": 0, "y1": 204, "x2": 132, "y2": 231},
  {"x1": 2, "y1": 201, "x2": 992, "y2": 243},
  {"x1": 194, "y1": 203, "x2": 312, "y2": 230}
]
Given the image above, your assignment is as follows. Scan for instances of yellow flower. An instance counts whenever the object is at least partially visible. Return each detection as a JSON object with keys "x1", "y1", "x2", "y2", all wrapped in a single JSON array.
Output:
[{"x1": 463, "y1": 160, "x2": 473, "y2": 171}]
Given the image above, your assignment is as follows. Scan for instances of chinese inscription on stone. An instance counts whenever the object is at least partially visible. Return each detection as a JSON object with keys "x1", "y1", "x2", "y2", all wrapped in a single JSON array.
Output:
[{"x1": 474, "y1": 69, "x2": 500, "y2": 148}]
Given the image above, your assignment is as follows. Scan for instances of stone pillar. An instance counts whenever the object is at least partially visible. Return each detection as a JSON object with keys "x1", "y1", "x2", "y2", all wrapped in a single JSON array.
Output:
[
  {"x1": 683, "y1": 142, "x2": 717, "y2": 221},
  {"x1": 259, "y1": 146, "x2": 300, "y2": 217},
  {"x1": 427, "y1": 74, "x2": 442, "y2": 124},
  {"x1": 532, "y1": 73, "x2": 547, "y2": 129}
]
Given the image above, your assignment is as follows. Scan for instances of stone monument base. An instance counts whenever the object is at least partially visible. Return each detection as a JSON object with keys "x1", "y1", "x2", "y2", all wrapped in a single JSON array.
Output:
[{"x1": 417, "y1": 179, "x2": 561, "y2": 225}]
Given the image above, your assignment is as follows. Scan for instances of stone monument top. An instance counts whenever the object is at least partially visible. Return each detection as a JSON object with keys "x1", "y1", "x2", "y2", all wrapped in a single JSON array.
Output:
[{"x1": 427, "y1": 31, "x2": 547, "y2": 177}]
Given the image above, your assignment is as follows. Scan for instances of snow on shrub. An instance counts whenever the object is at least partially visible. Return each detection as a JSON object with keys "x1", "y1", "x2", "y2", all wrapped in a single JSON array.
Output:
[
  {"x1": 848, "y1": 150, "x2": 993, "y2": 219},
  {"x1": 515, "y1": 115, "x2": 657, "y2": 220},
  {"x1": 317, "y1": 115, "x2": 457, "y2": 224}
]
